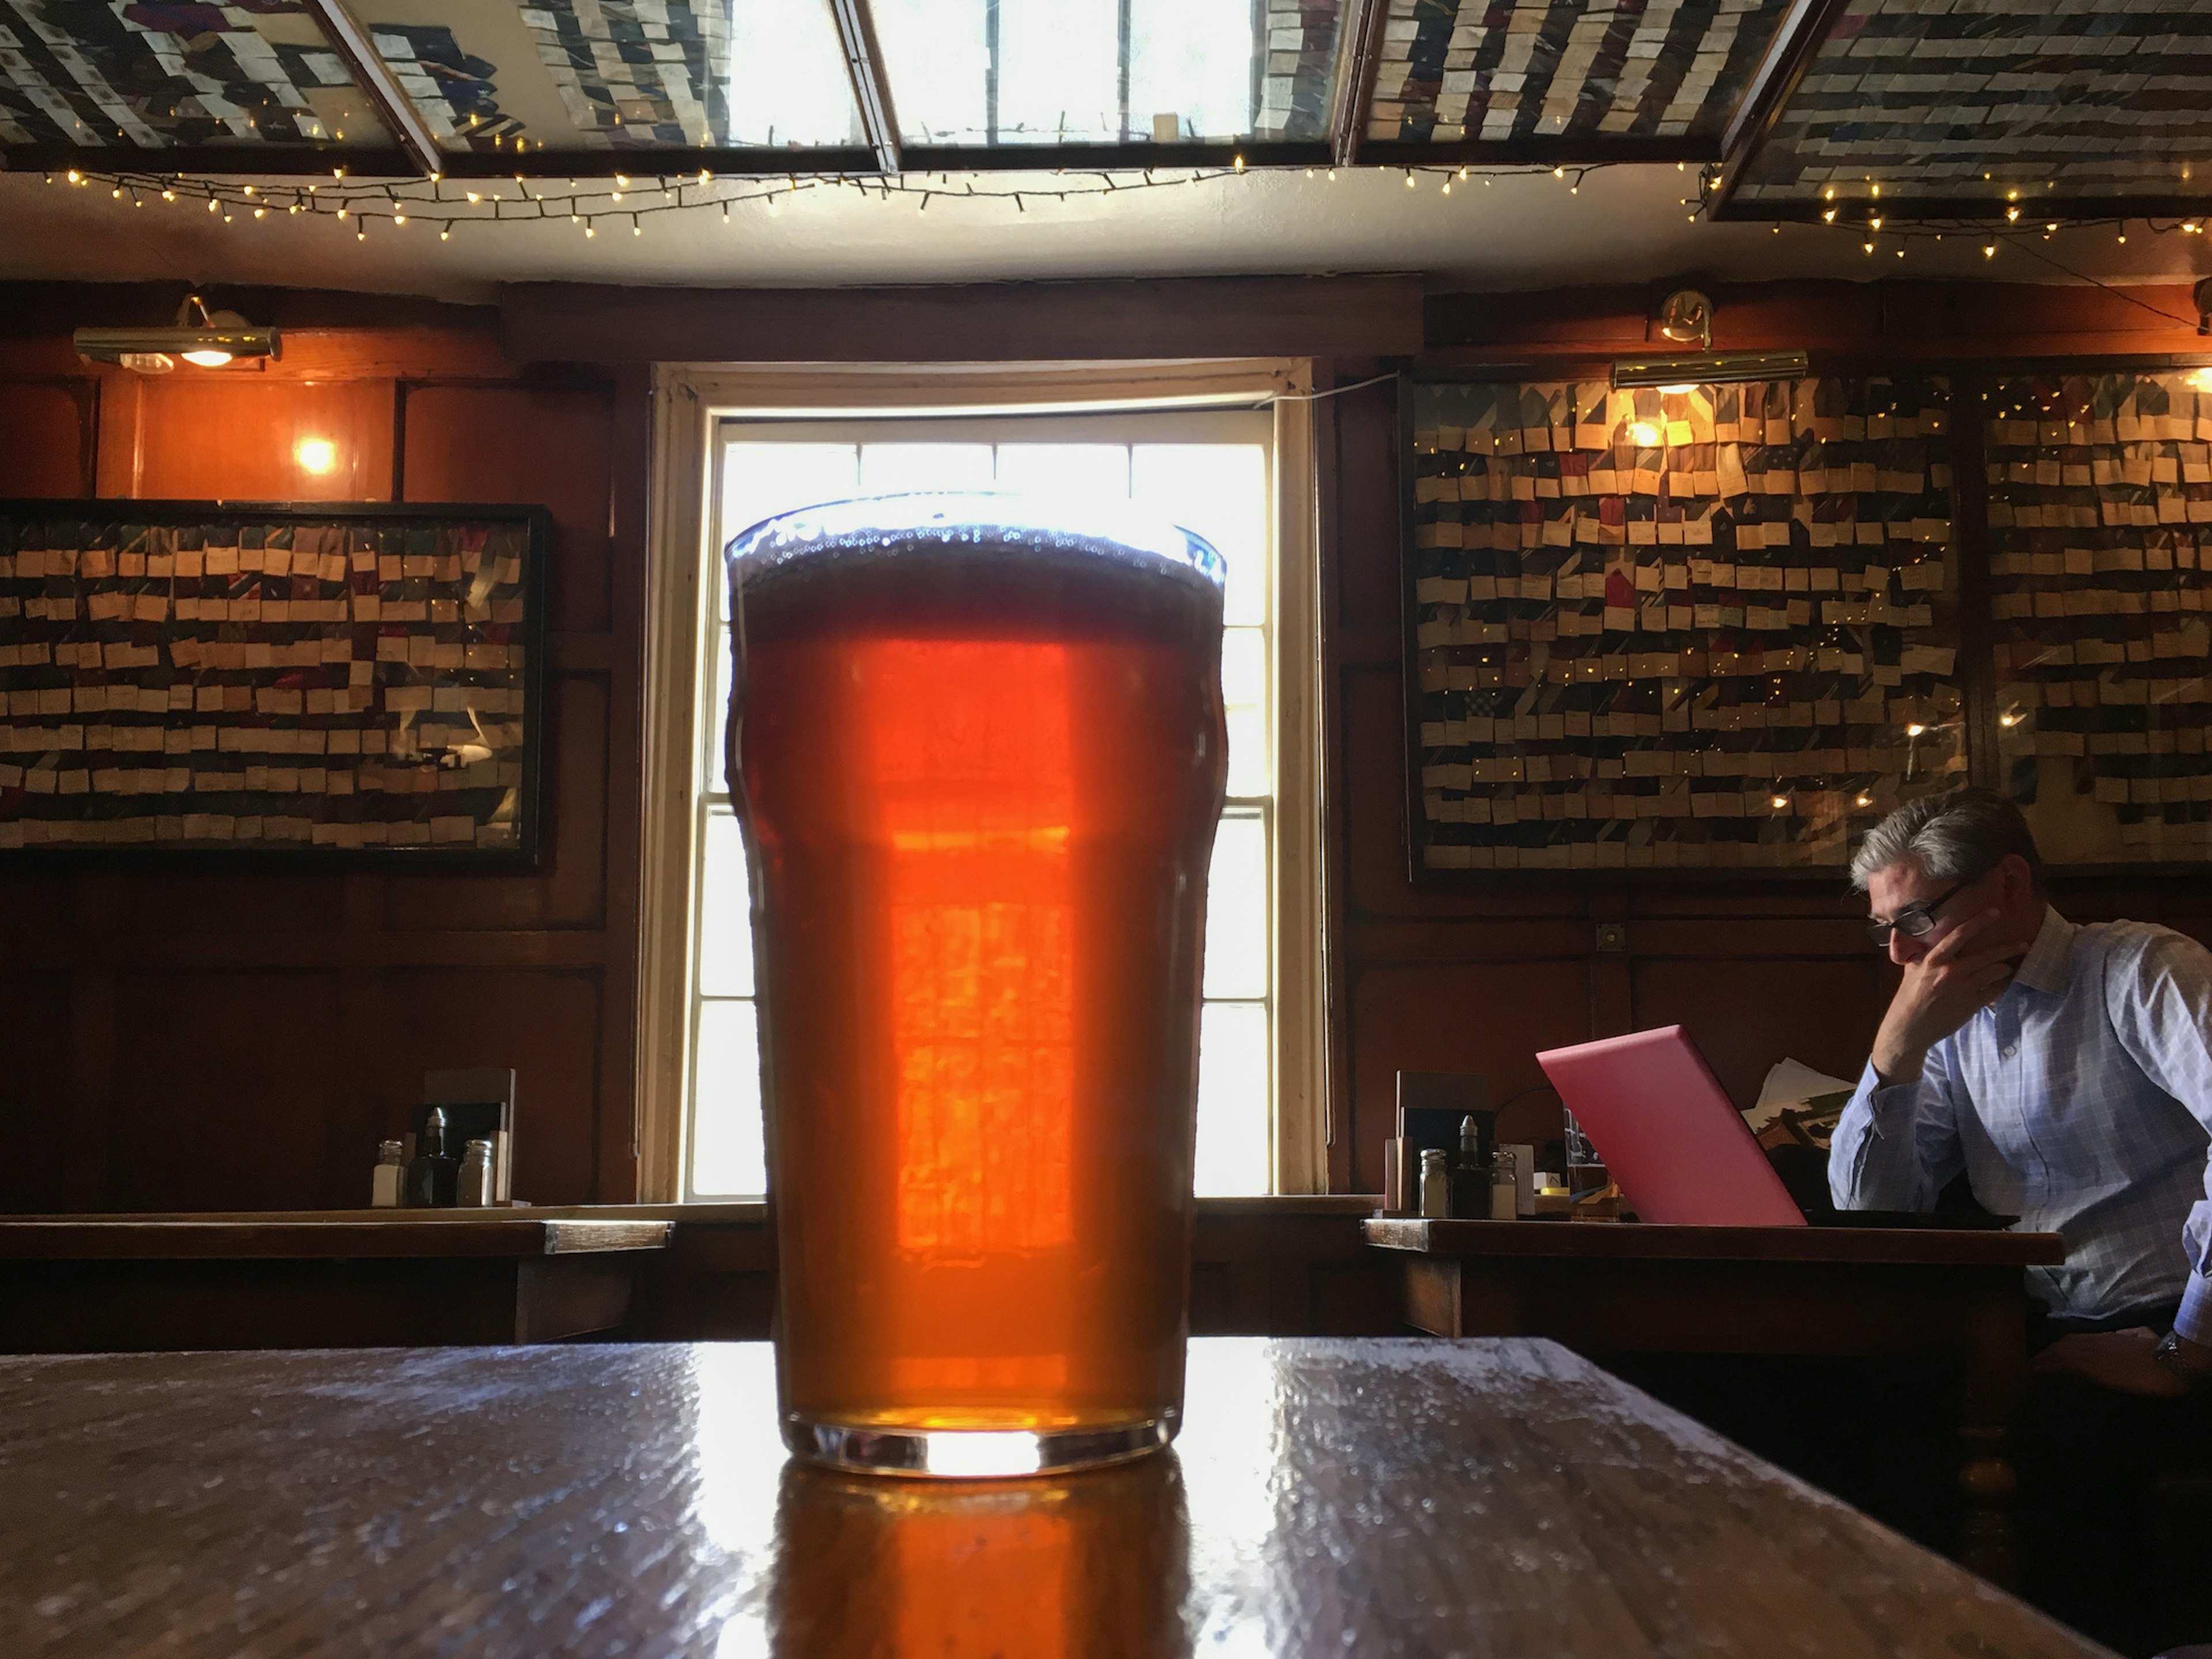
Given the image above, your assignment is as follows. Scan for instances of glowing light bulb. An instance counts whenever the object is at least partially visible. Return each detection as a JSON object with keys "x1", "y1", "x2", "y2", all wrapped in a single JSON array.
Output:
[
  {"x1": 1905, "y1": 722, "x2": 1926, "y2": 737},
  {"x1": 1658, "y1": 384, "x2": 1696, "y2": 395},
  {"x1": 181, "y1": 349, "x2": 232, "y2": 368},
  {"x1": 1998, "y1": 711, "x2": 2018, "y2": 728},
  {"x1": 294, "y1": 437, "x2": 337, "y2": 474},
  {"x1": 1628, "y1": 421, "x2": 1662, "y2": 447},
  {"x1": 1856, "y1": 794, "x2": 1872, "y2": 808},
  {"x1": 1770, "y1": 795, "x2": 1789, "y2": 810}
]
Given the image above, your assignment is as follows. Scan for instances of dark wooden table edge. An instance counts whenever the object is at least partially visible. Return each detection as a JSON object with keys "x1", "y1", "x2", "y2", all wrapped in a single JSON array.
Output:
[
  {"x1": 1363, "y1": 1217, "x2": 2067, "y2": 1266},
  {"x1": 0, "y1": 1219, "x2": 675, "y2": 1259}
]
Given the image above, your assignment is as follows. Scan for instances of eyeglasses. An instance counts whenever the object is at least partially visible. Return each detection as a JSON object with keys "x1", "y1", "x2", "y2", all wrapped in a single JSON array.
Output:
[{"x1": 1866, "y1": 880, "x2": 1969, "y2": 948}]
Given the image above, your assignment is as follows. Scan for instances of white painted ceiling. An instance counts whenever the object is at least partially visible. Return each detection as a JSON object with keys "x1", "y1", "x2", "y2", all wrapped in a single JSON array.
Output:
[{"x1": 0, "y1": 162, "x2": 2198, "y2": 305}]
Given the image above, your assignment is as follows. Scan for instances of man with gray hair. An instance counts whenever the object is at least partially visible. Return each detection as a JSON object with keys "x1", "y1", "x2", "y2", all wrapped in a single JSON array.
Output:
[
  {"x1": 1836, "y1": 786, "x2": 2212, "y2": 1650},
  {"x1": 1836, "y1": 785, "x2": 2212, "y2": 1397}
]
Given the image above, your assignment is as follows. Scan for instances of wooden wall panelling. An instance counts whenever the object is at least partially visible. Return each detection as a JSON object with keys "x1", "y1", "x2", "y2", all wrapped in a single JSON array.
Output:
[
  {"x1": 106, "y1": 971, "x2": 346, "y2": 1211},
  {"x1": 1627, "y1": 955, "x2": 1892, "y2": 1111},
  {"x1": 1334, "y1": 376, "x2": 1403, "y2": 638},
  {"x1": 1186, "y1": 1207, "x2": 1403, "y2": 1335},
  {"x1": 1349, "y1": 961, "x2": 1592, "y2": 1193},
  {"x1": 376, "y1": 968, "x2": 604, "y2": 1206},
  {"x1": 0, "y1": 975, "x2": 74, "y2": 1211},
  {"x1": 395, "y1": 374, "x2": 636, "y2": 1200},
  {"x1": 63, "y1": 971, "x2": 115, "y2": 1211},
  {"x1": 0, "y1": 377, "x2": 94, "y2": 495},
  {"x1": 0, "y1": 316, "x2": 635, "y2": 1214},
  {"x1": 92, "y1": 368, "x2": 138, "y2": 497},
  {"x1": 400, "y1": 382, "x2": 620, "y2": 634},
  {"x1": 598, "y1": 365, "x2": 650, "y2": 1205},
  {"x1": 128, "y1": 374, "x2": 397, "y2": 502},
  {"x1": 1420, "y1": 280, "x2": 2212, "y2": 369},
  {"x1": 1313, "y1": 360, "x2": 1358, "y2": 1194}
]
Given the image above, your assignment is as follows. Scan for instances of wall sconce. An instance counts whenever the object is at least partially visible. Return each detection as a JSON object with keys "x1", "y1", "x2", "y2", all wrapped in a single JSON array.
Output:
[
  {"x1": 1654, "y1": 287, "x2": 1714, "y2": 352},
  {"x1": 1611, "y1": 350, "x2": 1810, "y2": 390},
  {"x1": 74, "y1": 294, "x2": 281, "y2": 374}
]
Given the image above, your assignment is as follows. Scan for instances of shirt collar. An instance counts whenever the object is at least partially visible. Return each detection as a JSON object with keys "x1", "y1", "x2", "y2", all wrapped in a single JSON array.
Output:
[{"x1": 2012, "y1": 904, "x2": 2077, "y2": 998}]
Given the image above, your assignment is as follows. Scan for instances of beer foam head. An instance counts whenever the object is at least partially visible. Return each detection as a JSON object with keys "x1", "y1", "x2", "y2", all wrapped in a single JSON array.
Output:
[{"x1": 723, "y1": 491, "x2": 1228, "y2": 594}]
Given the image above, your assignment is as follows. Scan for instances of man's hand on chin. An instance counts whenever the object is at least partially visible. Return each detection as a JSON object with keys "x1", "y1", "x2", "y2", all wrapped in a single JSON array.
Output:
[
  {"x1": 1869, "y1": 907, "x2": 2031, "y2": 1086},
  {"x1": 2033, "y1": 1328, "x2": 2190, "y2": 1398}
]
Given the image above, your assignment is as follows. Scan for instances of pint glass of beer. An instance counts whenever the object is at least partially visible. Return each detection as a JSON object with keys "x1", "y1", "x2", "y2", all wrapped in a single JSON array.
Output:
[{"x1": 724, "y1": 494, "x2": 1229, "y2": 1478}]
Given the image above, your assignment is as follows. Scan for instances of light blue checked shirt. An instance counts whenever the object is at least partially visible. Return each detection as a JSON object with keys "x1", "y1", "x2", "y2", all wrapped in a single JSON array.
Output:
[{"x1": 1831, "y1": 906, "x2": 2212, "y2": 1339}]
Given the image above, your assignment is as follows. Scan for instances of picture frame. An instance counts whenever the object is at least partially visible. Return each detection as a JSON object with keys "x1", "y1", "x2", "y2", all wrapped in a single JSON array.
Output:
[
  {"x1": 1400, "y1": 372, "x2": 1965, "y2": 881},
  {"x1": 0, "y1": 498, "x2": 549, "y2": 867}
]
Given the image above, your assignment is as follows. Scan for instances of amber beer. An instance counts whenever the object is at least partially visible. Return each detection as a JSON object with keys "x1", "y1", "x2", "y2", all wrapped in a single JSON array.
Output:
[{"x1": 726, "y1": 495, "x2": 1228, "y2": 1475}]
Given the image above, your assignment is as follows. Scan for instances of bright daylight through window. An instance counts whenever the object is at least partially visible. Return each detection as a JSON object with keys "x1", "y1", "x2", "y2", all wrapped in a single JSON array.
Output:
[{"x1": 684, "y1": 411, "x2": 1280, "y2": 1199}]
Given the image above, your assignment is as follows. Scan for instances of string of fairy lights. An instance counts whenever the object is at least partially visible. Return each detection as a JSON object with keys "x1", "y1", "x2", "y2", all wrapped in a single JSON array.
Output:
[
  {"x1": 36, "y1": 156, "x2": 2212, "y2": 297},
  {"x1": 41, "y1": 158, "x2": 1618, "y2": 243}
]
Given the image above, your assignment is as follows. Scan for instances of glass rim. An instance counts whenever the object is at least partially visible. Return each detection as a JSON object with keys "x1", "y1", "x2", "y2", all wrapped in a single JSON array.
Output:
[{"x1": 722, "y1": 489, "x2": 1228, "y2": 592}]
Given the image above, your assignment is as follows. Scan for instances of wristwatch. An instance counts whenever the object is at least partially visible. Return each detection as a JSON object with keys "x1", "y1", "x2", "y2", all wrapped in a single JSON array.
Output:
[{"x1": 2154, "y1": 1330, "x2": 2212, "y2": 1390}]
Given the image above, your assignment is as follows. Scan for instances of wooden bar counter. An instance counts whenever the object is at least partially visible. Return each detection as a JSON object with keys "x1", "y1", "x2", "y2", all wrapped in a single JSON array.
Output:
[
  {"x1": 0, "y1": 1336, "x2": 2104, "y2": 1658},
  {"x1": 0, "y1": 1213, "x2": 672, "y2": 1353}
]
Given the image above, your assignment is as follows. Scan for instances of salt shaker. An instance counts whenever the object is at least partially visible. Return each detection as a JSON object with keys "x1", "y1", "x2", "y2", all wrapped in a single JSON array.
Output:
[
  {"x1": 1488, "y1": 1146, "x2": 1518, "y2": 1221},
  {"x1": 370, "y1": 1140, "x2": 404, "y2": 1209},
  {"x1": 457, "y1": 1138, "x2": 495, "y2": 1207}
]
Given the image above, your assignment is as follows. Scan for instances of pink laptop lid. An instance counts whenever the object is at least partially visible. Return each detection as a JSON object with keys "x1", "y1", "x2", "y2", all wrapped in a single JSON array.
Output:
[{"x1": 1536, "y1": 1025, "x2": 1806, "y2": 1228}]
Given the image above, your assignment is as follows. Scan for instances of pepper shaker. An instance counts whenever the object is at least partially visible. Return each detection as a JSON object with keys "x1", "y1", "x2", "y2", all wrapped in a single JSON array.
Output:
[
  {"x1": 457, "y1": 1138, "x2": 495, "y2": 1207},
  {"x1": 1419, "y1": 1149, "x2": 1450, "y2": 1219}
]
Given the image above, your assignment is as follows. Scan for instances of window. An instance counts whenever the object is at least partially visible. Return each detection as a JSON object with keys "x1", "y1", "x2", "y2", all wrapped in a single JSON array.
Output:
[{"x1": 642, "y1": 367, "x2": 1321, "y2": 1202}]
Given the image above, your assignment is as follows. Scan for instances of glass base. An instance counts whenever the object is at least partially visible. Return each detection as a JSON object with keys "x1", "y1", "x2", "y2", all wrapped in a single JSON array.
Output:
[{"x1": 783, "y1": 1410, "x2": 1177, "y2": 1478}]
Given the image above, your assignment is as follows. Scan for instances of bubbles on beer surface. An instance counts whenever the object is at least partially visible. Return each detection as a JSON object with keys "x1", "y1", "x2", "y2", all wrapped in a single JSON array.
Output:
[{"x1": 722, "y1": 490, "x2": 1228, "y2": 596}]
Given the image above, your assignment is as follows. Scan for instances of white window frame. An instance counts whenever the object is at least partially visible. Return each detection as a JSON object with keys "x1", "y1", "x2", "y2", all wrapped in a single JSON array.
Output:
[{"x1": 639, "y1": 360, "x2": 1324, "y2": 1200}]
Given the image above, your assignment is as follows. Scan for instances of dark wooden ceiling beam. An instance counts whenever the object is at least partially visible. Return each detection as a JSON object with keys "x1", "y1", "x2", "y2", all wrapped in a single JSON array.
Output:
[
  {"x1": 502, "y1": 274, "x2": 1426, "y2": 364},
  {"x1": 1703, "y1": 0, "x2": 1851, "y2": 219},
  {"x1": 1331, "y1": 0, "x2": 1391, "y2": 169},
  {"x1": 827, "y1": 0, "x2": 903, "y2": 175},
  {"x1": 301, "y1": 0, "x2": 441, "y2": 177}
]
